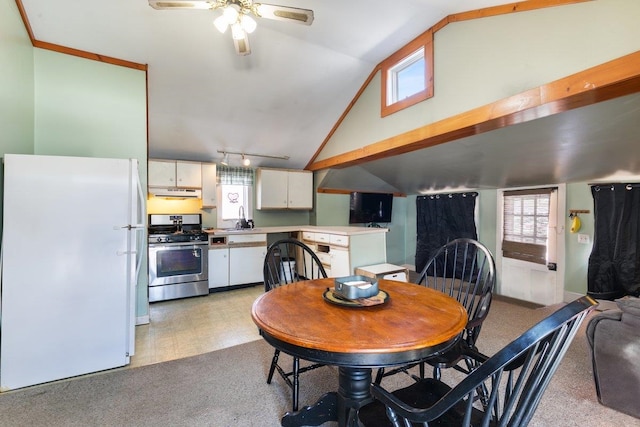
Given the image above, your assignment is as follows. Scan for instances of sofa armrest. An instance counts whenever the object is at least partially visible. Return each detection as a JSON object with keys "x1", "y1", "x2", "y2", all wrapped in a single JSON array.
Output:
[{"x1": 586, "y1": 310, "x2": 622, "y2": 349}]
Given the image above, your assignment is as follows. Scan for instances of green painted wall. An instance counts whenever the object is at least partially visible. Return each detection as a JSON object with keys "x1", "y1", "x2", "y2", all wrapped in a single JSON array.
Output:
[
  {"x1": 564, "y1": 183, "x2": 595, "y2": 295},
  {"x1": 1, "y1": 0, "x2": 149, "y2": 319},
  {"x1": 0, "y1": 0, "x2": 35, "y2": 238},
  {"x1": 316, "y1": 0, "x2": 640, "y2": 160},
  {"x1": 314, "y1": 0, "x2": 640, "y2": 299},
  {"x1": 33, "y1": 50, "x2": 147, "y2": 163}
]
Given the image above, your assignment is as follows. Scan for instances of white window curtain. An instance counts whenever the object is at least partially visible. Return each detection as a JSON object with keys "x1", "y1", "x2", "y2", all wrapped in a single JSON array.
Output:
[{"x1": 216, "y1": 165, "x2": 254, "y2": 185}]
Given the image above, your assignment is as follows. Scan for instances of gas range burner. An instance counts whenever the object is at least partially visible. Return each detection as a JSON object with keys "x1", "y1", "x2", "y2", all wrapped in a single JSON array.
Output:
[
  {"x1": 148, "y1": 232, "x2": 208, "y2": 244},
  {"x1": 148, "y1": 213, "x2": 208, "y2": 244}
]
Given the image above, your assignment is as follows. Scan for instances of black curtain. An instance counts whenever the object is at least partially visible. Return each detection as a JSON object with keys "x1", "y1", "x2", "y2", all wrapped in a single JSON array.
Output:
[
  {"x1": 588, "y1": 183, "x2": 640, "y2": 300},
  {"x1": 415, "y1": 192, "x2": 478, "y2": 273}
]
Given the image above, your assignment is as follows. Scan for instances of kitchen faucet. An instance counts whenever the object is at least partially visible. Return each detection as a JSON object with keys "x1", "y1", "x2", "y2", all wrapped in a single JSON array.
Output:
[{"x1": 236, "y1": 205, "x2": 249, "y2": 229}]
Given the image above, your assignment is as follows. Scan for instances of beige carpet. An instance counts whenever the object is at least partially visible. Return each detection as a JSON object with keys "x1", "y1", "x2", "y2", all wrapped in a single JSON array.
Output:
[{"x1": 0, "y1": 297, "x2": 637, "y2": 426}]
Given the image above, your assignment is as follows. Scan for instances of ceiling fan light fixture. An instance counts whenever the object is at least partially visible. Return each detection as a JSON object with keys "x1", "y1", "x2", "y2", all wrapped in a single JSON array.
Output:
[
  {"x1": 149, "y1": 1, "x2": 314, "y2": 56},
  {"x1": 213, "y1": 15, "x2": 229, "y2": 33},
  {"x1": 231, "y1": 22, "x2": 245, "y2": 40},
  {"x1": 222, "y1": 6, "x2": 239, "y2": 24},
  {"x1": 240, "y1": 15, "x2": 257, "y2": 34}
]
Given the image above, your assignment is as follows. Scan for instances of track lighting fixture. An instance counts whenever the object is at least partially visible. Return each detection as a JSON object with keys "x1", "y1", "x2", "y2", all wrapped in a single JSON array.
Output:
[{"x1": 217, "y1": 150, "x2": 289, "y2": 166}]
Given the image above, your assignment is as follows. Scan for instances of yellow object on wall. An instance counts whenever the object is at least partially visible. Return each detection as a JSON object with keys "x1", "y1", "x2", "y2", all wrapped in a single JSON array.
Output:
[{"x1": 570, "y1": 215, "x2": 582, "y2": 233}]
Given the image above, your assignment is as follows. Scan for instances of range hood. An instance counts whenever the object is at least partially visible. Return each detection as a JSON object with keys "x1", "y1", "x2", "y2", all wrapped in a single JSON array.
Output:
[{"x1": 148, "y1": 187, "x2": 202, "y2": 199}]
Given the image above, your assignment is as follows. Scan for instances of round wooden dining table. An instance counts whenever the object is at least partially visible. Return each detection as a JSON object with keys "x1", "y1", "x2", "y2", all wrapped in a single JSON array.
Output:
[{"x1": 251, "y1": 278, "x2": 467, "y2": 427}]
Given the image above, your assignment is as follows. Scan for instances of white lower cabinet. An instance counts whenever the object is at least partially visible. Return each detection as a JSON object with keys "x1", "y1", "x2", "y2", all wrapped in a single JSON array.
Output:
[
  {"x1": 301, "y1": 231, "x2": 387, "y2": 277},
  {"x1": 208, "y1": 247, "x2": 229, "y2": 289},
  {"x1": 209, "y1": 233, "x2": 267, "y2": 289},
  {"x1": 229, "y1": 246, "x2": 266, "y2": 286},
  {"x1": 329, "y1": 247, "x2": 351, "y2": 277}
]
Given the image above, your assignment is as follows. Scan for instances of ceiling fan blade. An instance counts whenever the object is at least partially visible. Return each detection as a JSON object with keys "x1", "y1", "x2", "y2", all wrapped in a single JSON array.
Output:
[
  {"x1": 148, "y1": 0, "x2": 215, "y2": 10},
  {"x1": 255, "y1": 3, "x2": 314, "y2": 25},
  {"x1": 234, "y1": 33, "x2": 251, "y2": 56}
]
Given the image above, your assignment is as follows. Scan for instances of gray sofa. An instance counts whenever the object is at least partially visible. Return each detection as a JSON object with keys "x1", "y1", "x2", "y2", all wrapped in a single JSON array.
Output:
[{"x1": 586, "y1": 296, "x2": 640, "y2": 419}]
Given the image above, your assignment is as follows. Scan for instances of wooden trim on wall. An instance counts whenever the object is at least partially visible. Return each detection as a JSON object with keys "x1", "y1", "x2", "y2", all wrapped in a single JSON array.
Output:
[
  {"x1": 305, "y1": 0, "x2": 593, "y2": 170},
  {"x1": 14, "y1": 0, "x2": 35, "y2": 42},
  {"x1": 15, "y1": 0, "x2": 147, "y2": 72},
  {"x1": 32, "y1": 40, "x2": 148, "y2": 71},
  {"x1": 306, "y1": 50, "x2": 640, "y2": 171}
]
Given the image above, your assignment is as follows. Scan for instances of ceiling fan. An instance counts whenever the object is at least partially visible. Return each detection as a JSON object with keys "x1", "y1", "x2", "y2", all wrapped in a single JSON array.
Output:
[{"x1": 148, "y1": 1, "x2": 314, "y2": 56}]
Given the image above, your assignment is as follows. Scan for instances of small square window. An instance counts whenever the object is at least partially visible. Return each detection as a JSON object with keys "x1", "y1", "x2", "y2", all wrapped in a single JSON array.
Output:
[
  {"x1": 381, "y1": 29, "x2": 433, "y2": 117},
  {"x1": 387, "y1": 48, "x2": 426, "y2": 105}
]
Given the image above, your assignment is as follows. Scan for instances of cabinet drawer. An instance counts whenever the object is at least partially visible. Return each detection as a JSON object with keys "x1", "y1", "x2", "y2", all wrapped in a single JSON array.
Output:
[
  {"x1": 315, "y1": 233, "x2": 330, "y2": 244},
  {"x1": 227, "y1": 233, "x2": 267, "y2": 244},
  {"x1": 383, "y1": 272, "x2": 408, "y2": 282},
  {"x1": 330, "y1": 234, "x2": 349, "y2": 247},
  {"x1": 316, "y1": 252, "x2": 331, "y2": 266},
  {"x1": 301, "y1": 231, "x2": 315, "y2": 242}
]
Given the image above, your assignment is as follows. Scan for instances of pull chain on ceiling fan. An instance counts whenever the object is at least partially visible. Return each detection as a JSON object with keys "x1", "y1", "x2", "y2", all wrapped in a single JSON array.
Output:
[{"x1": 148, "y1": 0, "x2": 314, "y2": 56}]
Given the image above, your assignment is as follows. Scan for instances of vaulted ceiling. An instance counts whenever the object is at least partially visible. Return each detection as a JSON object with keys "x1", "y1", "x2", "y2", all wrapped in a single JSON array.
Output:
[{"x1": 16, "y1": 0, "x2": 640, "y2": 194}]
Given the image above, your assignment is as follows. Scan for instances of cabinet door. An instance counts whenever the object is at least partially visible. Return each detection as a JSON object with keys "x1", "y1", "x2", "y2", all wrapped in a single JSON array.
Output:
[
  {"x1": 287, "y1": 171, "x2": 313, "y2": 209},
  {"x1": 148, "y1": 160, "x2": 176, "y2": 187},
  {"x1": 229, "y1": 246, "x2": 267, "y2": 286},
  {"x1": 201, "y1": 163, "x2": 217, "y2": 208},
  {"x1": 330, "y1": 247, "x2": 351, "y2": 277},
  {"x1": 257, "y1": 169, "x2": 287, "y2": 209},
  {"x1": 176, "y1": 161, "x2": 202, "y2": 188},
  {"x1": 208, "y1": 248, "x2": 229, "y2": 289}
]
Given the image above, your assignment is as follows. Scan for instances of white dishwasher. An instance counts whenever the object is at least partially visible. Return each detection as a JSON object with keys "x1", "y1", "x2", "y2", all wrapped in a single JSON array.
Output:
[{"x1": 228, "y1": 233, "x2": 267, "y2": 286}]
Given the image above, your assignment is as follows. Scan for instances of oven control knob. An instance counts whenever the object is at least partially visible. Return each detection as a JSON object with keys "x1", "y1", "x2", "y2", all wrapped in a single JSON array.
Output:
[{"x1": 156, "y1": 237, "x2": 162, "y2": 243}]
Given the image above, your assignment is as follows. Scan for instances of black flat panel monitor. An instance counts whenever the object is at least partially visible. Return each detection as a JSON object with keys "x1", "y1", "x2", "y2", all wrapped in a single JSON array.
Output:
[{"x1": 349, "y1": 192, "x2": 393, "y2": 224}]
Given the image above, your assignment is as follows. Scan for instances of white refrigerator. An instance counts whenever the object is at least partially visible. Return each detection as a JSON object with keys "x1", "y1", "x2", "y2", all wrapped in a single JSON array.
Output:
[{"x1": 0, "y1": 154, "x2": 145, "y2": 390}]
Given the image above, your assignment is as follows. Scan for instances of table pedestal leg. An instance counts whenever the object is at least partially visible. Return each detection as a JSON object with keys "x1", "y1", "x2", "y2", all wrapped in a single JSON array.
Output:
[{"x1": 281, "y1": 367, "x2": 373, "y2": 427}]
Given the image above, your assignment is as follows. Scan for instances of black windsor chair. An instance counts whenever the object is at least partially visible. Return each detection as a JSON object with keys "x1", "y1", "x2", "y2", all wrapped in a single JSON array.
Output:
[
  {"x1": 375, "y1": 238, "x2": 497, "y2": 385},
  {"x1": 262, "y1": 238, "x2": 328, "y2": 412},
  {"x1": 359, "y1": 295, "x2": 598, "y2": 427}
]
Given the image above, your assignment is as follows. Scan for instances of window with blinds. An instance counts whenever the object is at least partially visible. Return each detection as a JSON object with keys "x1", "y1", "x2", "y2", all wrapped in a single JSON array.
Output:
[{"x1": 502, "y1": 188, "x2": 556, "y2": 265}]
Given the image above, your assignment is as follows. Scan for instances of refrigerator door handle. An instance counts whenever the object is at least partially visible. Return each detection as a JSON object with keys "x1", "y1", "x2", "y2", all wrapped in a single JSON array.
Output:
[
  {"x1": 114, "y1": 224, "x2": 145, "y2": 230},
  {"x1": 117, "y1": 250, "x2": 137, "y2": 256}
]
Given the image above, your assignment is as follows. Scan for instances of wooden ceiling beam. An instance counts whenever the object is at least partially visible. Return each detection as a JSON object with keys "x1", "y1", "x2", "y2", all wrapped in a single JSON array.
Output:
[{"x1": 307, "y1": 50, "x2": 640, "y2": 172}]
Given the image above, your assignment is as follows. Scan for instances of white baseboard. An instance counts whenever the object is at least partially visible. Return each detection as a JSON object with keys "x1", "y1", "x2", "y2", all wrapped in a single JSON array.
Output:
[{"x1": 136, "y1": 315, "x2": 150, "y2": 325}]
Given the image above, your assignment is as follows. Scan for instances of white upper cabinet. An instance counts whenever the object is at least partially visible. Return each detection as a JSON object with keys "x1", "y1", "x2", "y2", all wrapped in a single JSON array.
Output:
[
  {"x1": 175, "y1": 161, "x2": 202, "y2": 187},
  {"x1": 201, "y1": 163, "x2": 217, "y2": 208},
  {"x1": 256, "y1": 168, "x2": 313, "y2": 210},
  {"x1": 148, "y1": 160, "x2": 202, "y2": 188},
  {"x1": 287, "y1": 171, "x2": 313, "y2": 209},
  {"x1": 148, "y1": 160, "x2": 176, "y2": 187}
]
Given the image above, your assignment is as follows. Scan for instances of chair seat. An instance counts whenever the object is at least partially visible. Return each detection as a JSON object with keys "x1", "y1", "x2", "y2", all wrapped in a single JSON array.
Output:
[
  {"x1": 359, "y1": 379, "x2": 488, "y2": 427},
  {"x1": 360, "y1": 296, "x2": 597, "y2": 427},
  {"x1": 375, "y1": 238, "x2": 496, "y2": 385}
]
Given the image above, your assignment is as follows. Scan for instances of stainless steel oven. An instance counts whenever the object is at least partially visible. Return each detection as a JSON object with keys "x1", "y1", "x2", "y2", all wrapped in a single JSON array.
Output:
[{"x1": 148, "y1": 214, "x2": 209, "y2": 302}]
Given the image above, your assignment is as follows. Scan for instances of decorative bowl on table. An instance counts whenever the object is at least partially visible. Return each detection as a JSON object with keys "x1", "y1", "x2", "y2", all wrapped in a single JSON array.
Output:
[{"x1": 334, "y1": 275, "x2": 379, "y2": 300}]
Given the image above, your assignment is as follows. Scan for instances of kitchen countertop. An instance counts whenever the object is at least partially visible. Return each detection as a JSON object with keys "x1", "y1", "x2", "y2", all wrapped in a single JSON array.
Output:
[{"x1": 204, "y1": 225, "x2": 389, "y2": 236}]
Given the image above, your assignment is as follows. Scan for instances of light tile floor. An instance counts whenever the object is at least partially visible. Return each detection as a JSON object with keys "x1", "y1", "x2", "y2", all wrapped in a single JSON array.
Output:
[{"x1": 130, "y1": 285, "x2": 264, "y2": 368}]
